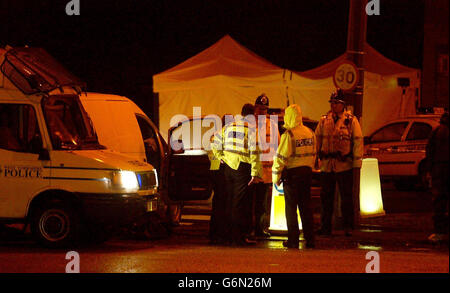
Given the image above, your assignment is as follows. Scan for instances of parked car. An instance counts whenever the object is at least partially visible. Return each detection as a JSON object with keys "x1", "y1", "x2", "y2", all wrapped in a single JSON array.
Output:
[
  {"x1": 364, "y1": 114, "x2": 441, "y2": 190},
  {"x1": 167, "y1": 112, "x2": 320, "y2": 206},
  {"x1": 167, "y1": 116, "x2": 219, "y2": 205}
]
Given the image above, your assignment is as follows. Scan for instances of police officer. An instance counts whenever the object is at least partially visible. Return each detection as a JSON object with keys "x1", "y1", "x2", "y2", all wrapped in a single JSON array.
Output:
[
  {"x1": 273, "y1": 104, "x2": 316, "y2": 248},
  {"x1": 253, "y1": 94, "x2": 280, "y2": 238},
  {"x1": 212, "y1": 104, "x2": 263, "y2": 246},
  {"x1": 426, "y1": 112, "x2": 449, "y2": 243},
  {"x1": 315, "y1": 89, "x2": 363, "y2": 237},
  {"x1": 208, "y1": 119, "x2": 227, "y2": 244}
]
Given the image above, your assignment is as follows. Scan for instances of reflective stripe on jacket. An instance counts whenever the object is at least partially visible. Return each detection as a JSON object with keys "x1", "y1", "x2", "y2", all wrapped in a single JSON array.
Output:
[
  {"x1": 272, "y1": 104, "x2": 316, "y2": 184},
  {"x1": 258, "y1": 116, "x2": 280, "y2": 183},
  {"x1": 208, "y1": 131, "x2": 221, "y2": 171},
  {"x1": 211, "y1": 118, "x2": 262, "y2": 177},
  {"x1": 315, "y1": 110, "x2": 363, "y2": 172}
]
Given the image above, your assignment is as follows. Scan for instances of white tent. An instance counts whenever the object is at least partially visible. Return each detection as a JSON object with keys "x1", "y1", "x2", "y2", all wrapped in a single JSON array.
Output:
[
  {"x1": 153, "y1": 36, "x2": 420, "y2": 138},
  {"x1": 153, "y1": 35, "x2": 291, "y2": 140}
]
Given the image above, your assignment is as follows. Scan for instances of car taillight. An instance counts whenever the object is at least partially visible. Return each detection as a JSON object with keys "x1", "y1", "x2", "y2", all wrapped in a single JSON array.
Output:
[{"x1": 366, "y1": 147, "x2": 380, "y2": 155}]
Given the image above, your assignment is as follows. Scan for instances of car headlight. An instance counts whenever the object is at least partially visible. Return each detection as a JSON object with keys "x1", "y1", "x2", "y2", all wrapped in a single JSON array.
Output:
[{"x1": 111, "y1": 170, "x2": 139, "y2": 192}]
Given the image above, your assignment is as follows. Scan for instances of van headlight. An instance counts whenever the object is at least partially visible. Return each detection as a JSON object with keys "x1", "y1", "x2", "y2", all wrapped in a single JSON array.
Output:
[{"x1": 111, "y1": 170, "x2": 139, "y2": 192}]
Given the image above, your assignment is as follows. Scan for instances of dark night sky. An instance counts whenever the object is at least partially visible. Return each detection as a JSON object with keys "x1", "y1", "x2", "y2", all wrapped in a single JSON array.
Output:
[{"x1": 0, "y1": 0, "x2": 425, "y2": 113}]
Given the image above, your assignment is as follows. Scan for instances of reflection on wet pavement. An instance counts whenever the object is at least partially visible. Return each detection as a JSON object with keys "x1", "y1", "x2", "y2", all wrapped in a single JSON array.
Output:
[
  {"x1": 357, "y1": 242, "x2": 383, "y2": 251},
  {"x1": 1, "y1": 215, "x2": 448, "y2": 254}
]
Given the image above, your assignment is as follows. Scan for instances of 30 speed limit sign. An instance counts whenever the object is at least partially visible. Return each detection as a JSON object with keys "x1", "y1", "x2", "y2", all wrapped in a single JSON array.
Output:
[{"x1": 333, "y1": 61, "x2": 359, "y2": 91}]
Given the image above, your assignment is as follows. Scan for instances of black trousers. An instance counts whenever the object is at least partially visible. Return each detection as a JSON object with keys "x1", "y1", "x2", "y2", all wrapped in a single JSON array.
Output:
[
  {"x1": 431, "y1": 163, "x2": 449, "y2": 234},
  {"x1": 209, "y1": 165, "x2": 230, "y2": 242},
  {"x1": 283, "y1": 166, "x2": 315, "y2": 245},
  {"x1": 319, "y1": 169, "x2": 354, "y2": 232},
  {"x1": 224, "y1": 162, "x2": 252, "y2": 242},
  {"x1": 253, "y1": 182, "x2": 271, "y2": 234}
]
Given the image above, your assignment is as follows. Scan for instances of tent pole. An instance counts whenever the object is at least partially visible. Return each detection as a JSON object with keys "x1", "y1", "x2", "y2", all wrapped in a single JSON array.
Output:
[{"x1": 153, "y1": 92, "x2": 160, "y2": 129}]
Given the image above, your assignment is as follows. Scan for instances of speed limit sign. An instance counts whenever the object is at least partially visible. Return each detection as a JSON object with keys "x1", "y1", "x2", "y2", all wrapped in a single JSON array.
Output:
[{"x1": 333, "y1": 61, "x2": 359, "y2": 91}]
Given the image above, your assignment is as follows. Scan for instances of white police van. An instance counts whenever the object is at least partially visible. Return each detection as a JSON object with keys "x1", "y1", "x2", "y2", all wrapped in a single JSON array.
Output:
[
  {"x1": 80, "y1": 92, "x2": 176, "y2": 227},
  {"x1": 0, "y1": 47, "x2": 159, "y2": 247}
]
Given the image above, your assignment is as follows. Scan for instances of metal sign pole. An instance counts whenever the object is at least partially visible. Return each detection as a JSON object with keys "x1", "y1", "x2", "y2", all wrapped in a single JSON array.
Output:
[
  {"x1": 346, "y1": 0, "x2": 368, "y2": 229},
  {"x1": 346, "y1": 0, "x2": 368, "y2": 121}
]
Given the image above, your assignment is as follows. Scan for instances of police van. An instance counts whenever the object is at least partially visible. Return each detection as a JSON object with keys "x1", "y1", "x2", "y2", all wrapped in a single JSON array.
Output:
[
  {"x1": 0, "y1": 47, "x2": 159, "y2": 247},
  {"x1": 80, "y1": 93, "x2": 207, "y2": 222},
  {"x1": 79, "y1": 92, "x2": 174, "y2": 225},
  {"x1": 81, "y1": 97, "x2": 222, "y2": 217},
  {"x1": 79, "y1": 93, "x2": 168, "y2": 188}
]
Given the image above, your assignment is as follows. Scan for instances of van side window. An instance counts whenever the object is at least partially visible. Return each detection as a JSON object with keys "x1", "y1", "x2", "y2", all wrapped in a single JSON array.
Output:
[
  {"x1": 0, "y1": 104, "x2": 42, "y2": 153},
  {"x1": 135, "y1": 114, "x2": 160, "y2": 169},
  {"x1": 136, "y1": 115, "x2": 154, "y2": 141},
  {"x1": 370, "y1": 122, "x2": 408, "y2": 143},
  {"x1": 405, "y1": 122, "x2": 432, "y2": 141}
]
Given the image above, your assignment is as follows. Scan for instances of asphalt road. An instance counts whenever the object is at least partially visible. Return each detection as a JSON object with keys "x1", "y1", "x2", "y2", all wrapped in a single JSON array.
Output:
[{"x1": 0, "y1": 183, "x2": 448, "y2": 274}]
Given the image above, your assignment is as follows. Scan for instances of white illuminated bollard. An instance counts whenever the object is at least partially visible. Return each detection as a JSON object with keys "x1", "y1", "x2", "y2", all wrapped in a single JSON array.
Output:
[
  {"x1": 359, "y1": 158, "x2": 385, "y2": 217},
  {"x1": 269, "y1": 183, "x2": 302, "y2": 232}
]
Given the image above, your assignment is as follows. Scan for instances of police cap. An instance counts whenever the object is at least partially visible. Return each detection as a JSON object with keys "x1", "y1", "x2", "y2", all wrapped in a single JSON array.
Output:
[
  {"x1": 255, "y1": 93, "x2": 269, "y2": 108},
  {"x1": 329, "y1": 89, "x2": 346, "y2": 104}
]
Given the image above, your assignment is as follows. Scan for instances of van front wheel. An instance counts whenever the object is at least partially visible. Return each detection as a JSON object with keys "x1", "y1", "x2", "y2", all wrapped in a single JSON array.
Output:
[{"x1": 31, "y1": 202, "x2": 80, "y2": 248}]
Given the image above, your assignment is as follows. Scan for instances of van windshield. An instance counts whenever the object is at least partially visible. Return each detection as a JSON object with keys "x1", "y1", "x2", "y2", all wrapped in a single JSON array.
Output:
[{"x1": 42, "y1": 95, "x2": 105, "y2": 150}]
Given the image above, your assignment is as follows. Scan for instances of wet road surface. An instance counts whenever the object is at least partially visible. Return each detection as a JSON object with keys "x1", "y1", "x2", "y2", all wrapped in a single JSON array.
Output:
[{"x1": 0, "y1": 183, "x2": 448, "y2": 273}]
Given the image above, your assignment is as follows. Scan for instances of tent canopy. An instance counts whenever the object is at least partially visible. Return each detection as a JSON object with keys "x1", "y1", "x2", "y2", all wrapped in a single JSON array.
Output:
[
  {"x1": 156, "y1": 35, "x2": 282, "y2": 82},
  {"x1": 299, "y1": 43, "x2": 418, "y2": 79},
  {"x1": 289, "y1": 42, "x2": 420, "y2": 135},
  {"x1": 153, "y1": 35, "x2": 290, "y2": 140},
  {"x1": 153, "y1": 35, "x2": 420, "y2": 139}
]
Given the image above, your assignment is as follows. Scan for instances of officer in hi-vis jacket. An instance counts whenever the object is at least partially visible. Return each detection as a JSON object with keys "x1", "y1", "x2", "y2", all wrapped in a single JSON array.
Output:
[
  {"x1": 315, "y1": 89, "x2": 363, "y2": 237},
  {"x1": 212, "y1": 104, "x2": 262, "y2": 246},
  {"x1": 272, "y1": 104, "x2": 316, "y2": 249}
]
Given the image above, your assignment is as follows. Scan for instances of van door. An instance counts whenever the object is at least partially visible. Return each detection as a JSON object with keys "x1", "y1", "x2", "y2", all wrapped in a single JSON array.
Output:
[
  {"x1": 0, "y1": 103, "x2": 50, "y2": 219},
  {"x1": 135, "y1": 114, "x2": 167, "y2": 180},
  {"x1": 403, "y1": 121, "x2": 434, "y2": 176},
  {"x1": 167, "y1": 117, "x2": 219, "y2": 201}
]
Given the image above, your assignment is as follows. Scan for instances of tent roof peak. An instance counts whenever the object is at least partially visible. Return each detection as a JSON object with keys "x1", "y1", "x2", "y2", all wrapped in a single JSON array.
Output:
[
  {"x1": 298, "y1": 42, "x2": 419, "y2": 79},
  {"x1": 154, "y1": 34, "x2": 283, "y2": 79}
]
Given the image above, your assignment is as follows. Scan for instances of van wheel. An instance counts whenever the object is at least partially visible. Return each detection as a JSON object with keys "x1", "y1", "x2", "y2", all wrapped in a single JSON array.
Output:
[{"x1": 31, "y1": 201, "x2": 80, "y2": 248}]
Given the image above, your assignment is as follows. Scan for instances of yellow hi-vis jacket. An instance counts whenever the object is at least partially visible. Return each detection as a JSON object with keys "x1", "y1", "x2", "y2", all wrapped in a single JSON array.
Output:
[
  {"x1": 257, "y1": 115, "x2": 280, "y2": 183},
  {"x1": 211, "y1": 117, "x2": 262, "y2": 177},
  {"x1": 207, "y1": 131, "x2": 221, "y2": 171},
  {"x1": 315, "y1": 110, "x2": 363, "y2": 173},
  {"x1": 272, "y1": 104, "x2": 316, "y2": 184}
]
